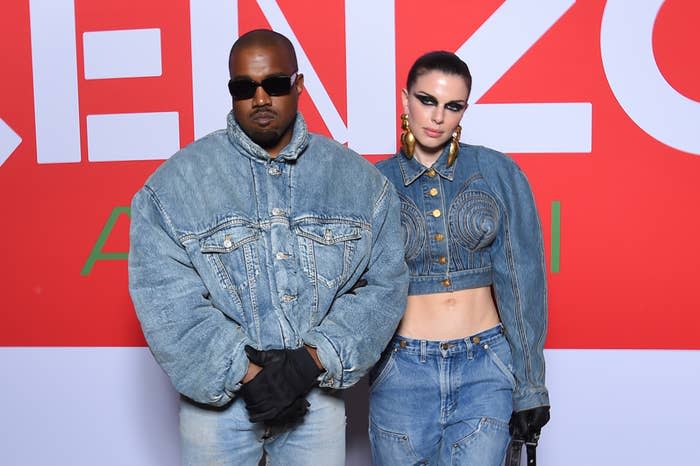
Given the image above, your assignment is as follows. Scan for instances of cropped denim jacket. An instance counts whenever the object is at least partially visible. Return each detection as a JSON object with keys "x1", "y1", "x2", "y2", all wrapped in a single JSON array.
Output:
[
  {"x1": 128, "y1": 112, "x2": 408, "y2": 407},
  {"x1": 376, "y1": 144, "x2": 549, "y2": 411}
]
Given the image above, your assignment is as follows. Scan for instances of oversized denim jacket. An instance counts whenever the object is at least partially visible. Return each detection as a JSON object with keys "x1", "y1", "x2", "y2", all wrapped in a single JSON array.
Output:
[
  {"x1": 128, "y1": 112, "x2": 408, "y2": 407},
  {"x1": 376, "y1": 144, "x2": 549, "y2": 411}
]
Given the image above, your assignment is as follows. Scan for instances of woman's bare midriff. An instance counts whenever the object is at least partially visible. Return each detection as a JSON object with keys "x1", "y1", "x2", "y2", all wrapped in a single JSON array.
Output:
[{"x1": 397, "y1": 286, "x2": 501, "y2": 340}]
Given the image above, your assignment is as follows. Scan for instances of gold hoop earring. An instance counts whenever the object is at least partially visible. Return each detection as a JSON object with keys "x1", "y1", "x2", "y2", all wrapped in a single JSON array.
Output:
[
  {"x1": 447, "y1": 125, "x2": 461, "y2": 167},
  {"x1": 400, "y1": 114, "x2": 415, "y2": 158}
]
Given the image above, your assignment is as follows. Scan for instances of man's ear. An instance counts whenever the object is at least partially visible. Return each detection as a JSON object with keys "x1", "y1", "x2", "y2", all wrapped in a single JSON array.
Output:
[{"x1": 295, "y1": 73, "x2": 305, "y2": 97}]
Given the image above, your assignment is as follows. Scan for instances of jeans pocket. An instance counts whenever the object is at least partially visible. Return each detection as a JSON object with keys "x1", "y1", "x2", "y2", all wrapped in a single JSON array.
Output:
[
  {"x1": 368, "y1": 348, "x2": 396, "y2": 392},
  {"x1": 483, "y1": 335, "x2": 516, "y2": 389},
  {"x1": 450, "y1": 417, "x2": 510, "y2": 466},
  {"x1": 369, "y1": 421, "x2": 423, "y2": 466}
]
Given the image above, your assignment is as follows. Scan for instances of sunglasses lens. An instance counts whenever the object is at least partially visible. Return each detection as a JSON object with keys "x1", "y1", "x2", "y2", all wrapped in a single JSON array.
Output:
[
  {"x1": 228, "y1": 79, "x2": 257, "y2": 100},
  {"x1": 228, "y1": 74, "x2": 296, "y2": 100},
  {"x1": 261, "y1": 76, "x2": 293, "y2": 96}
]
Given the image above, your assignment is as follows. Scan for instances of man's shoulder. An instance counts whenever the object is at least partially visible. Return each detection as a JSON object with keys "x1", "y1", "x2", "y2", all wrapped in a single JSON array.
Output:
[
  {"x1": 306, "y1": 133, "x2": 383, "y2": 176},
  {"x1": 146, "y1": 129, "x2": 229, "y2": 188}
]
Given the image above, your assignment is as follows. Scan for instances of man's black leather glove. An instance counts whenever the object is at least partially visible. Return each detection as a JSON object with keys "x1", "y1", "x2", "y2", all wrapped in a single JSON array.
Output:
[
  {"x1": 264, "y1": 397, "x2": 310, "y2": 427},
  {"x1": 239, "y1": 346, "x2": 323, "y2": 424},
  {"x1": 509, "y1": 406, "x2": 550, "y2": 442}
]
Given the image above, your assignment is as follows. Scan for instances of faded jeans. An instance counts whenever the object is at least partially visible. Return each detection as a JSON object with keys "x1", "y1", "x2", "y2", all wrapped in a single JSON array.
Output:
[
  {"x1": 369, "y1": 324, "x2": 513, "y2": 465},
  {"x1": 180, "y1": 388, "x2": 345, "y2": 465}
]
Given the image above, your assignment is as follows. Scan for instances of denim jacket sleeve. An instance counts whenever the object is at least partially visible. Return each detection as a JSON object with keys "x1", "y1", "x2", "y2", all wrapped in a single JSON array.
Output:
[
  {"x1": 483, "y1": 153, "x2": 550, "y2": 412},
  {"x1": 301, "y1": 180, "x2": 408, "y2": 389},
  {"x1": 128, "y1": 186, "x2": 252, "y2": 407}
]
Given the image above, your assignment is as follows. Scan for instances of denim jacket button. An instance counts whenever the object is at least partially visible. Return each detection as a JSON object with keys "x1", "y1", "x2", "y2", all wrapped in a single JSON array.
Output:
[
  {"x1": 441, "y1": 278, "x2": 451, "y2": 287},
  {"x1": 429, "y1": 187, "x2": 439, "y2": 197},
  {"x1": 271, "y1": 208, "x2": 286, "y2": 216},
  {"x1": 438, "y1": 256, "x2": 447, "y2": 265},
  {"x1": 434, "y1": 233, "x2": 444, "y2": 241},
  {"x1": 426, "y1": 168, "x2": 436, "y2": 177},
  {"x1": 267, "y1": 166, "x2": 281, "y2": 176},
  {"x1": 431, "y1": 209, "x2": 441, "y2": 218}
]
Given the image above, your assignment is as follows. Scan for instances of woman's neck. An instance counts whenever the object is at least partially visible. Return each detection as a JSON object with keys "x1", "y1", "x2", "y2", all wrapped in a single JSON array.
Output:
[{"x1": 414, "y1": 146, "x2": 443, "y2": 168}]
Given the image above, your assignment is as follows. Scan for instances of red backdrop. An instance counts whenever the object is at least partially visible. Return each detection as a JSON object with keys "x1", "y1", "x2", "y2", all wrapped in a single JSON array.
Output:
[{"x1": 1, "y1": 0, "x2": 698, "y2": 348}]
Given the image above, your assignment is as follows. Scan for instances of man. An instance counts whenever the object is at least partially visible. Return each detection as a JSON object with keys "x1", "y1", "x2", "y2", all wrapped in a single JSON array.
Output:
[{"x1": 128, "y1": 29, "x2": 407, "y2": 465}]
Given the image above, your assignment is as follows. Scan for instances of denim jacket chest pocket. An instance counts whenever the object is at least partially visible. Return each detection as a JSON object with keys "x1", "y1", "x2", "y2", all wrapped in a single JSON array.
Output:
[
  {"x1": 198, "y1": 222, "x2": 261, "y2": 314},
  {"x1": 293, "y1": 221, "x2": 363, "y2": 289}
]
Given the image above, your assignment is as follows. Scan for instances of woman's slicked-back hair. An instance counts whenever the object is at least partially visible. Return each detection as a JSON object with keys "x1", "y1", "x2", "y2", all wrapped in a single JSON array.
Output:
[{"x1": 406, "y1": 51, "x2": 472, "y2": 95}]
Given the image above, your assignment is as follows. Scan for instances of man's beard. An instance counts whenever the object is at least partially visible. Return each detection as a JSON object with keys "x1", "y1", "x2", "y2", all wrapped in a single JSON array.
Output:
[
  {"x1": 249, "y1": 128, "x2": 282, "y2": 149},
  {"x1": 247, "y1": 118, "x2": 294, "y2": 149}
]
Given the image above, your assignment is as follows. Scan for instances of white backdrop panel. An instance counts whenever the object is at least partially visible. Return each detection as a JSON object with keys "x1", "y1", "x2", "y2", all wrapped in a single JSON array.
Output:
[{"x1": 1, "y1": 348, "x2": 697, "y2": 465}]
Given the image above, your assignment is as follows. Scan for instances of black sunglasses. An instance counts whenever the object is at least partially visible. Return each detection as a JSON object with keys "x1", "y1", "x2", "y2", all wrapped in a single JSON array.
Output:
[{"x1": 228, "y1": 72, "x2": 298, "y2": 100}]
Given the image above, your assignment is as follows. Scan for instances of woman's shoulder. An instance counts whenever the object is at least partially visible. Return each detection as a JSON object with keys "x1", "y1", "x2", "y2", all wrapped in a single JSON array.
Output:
[{"x1": 375, "y1": 154, "x2": 402, "y2": 178}]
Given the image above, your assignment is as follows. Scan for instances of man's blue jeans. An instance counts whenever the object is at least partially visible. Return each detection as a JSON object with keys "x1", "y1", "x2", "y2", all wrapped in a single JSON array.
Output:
[
  {"x1": 180, "y1": 388, "x2": 345, "y2": 465},
  {"x1": 369, "y1": 324, "x2": 513, "y2": 465}
]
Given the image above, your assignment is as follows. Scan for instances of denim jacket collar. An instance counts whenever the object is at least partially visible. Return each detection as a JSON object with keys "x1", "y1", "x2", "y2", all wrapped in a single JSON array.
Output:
[
  {"x1": 226, "y1": 110, "x2": 310, "y2": 163},
  {"x1": 397, "y1": 145, "x2": 457, "y2": 186}
]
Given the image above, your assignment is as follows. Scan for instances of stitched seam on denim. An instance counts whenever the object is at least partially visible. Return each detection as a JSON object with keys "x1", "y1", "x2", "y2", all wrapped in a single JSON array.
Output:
[
  {"x1": 143, "y1": 185, "x2": 182, "y2": 245},
  {"x1": 485, "y1": 344, "x2": 516, "y2": 388},
  {"x1": 368, "y1": 351, "x2": 395, "y2": 392},
  {"x1": 373, "y1": 178, "x2": 391, "y2": 215},
  {"x1": 205, "y1": 254, "x2": 245, "y2": 318},
  {"x1": 438, "y1": 175, "x2": 451, "y2": 284},
  {"x1": 294, "y1": 227, "x2": 362, "y2": 244},
  {"x1": 408, "y1": 267, "x2": 491, "y2": 280},
  {"x1": 513, "y1": 166, "x2": 548, "y2": 363},
  {"x1": 476, "y1": 150, "x2": 537, "y2": 392},
  {"x1": 292, "y1": 216, "x2": 370, "y2": 230},
  {"x1": 447, "y1": 190, "x2": 500, "y2": 252},
  {"x1": 500, "y1": 209, "x2": 533, "y2": 390},
  {"x1": 397, "y1": 153, "x2": 425, "y2": 186},
  {"x1": 398, "y1": 191, "x2": 426, "y2": 262},
  {"x1": 243, "y1": 243, "x2": 261, "y2": 345}
]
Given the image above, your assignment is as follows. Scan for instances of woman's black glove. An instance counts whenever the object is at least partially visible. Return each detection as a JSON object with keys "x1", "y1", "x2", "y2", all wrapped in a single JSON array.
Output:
[
  {"x1": 240, "y1": 346, "x2": 322, "y2": 424},
  {"x1": 509, "y1": 406, "x2": 550, "y2": 442}
]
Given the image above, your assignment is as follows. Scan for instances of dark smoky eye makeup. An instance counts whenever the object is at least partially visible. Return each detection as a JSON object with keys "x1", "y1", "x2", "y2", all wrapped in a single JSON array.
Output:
[
  {"x1": 413, "y1": 93, "x2": 437, "y2": 105},
  {"x1": 414, "y1": 92, "x2": 465, "y2": 111}
]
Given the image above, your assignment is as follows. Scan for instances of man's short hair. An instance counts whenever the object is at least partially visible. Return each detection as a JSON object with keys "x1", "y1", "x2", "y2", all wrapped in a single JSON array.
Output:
[{"x1": 229, "y1": 29, "x2": 298, "y2": 71}]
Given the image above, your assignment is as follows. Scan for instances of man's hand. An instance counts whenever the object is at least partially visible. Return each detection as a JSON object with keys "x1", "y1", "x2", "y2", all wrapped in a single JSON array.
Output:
[
  {"x1": 239, "y1": 346, "x2": 323, "y2": 425},
  {"x1": 509, "y1": 406, "x2": 550, "y2": 442},
  {"x1": 241, "y1": 361, "x2": 262, "y2": 384}
]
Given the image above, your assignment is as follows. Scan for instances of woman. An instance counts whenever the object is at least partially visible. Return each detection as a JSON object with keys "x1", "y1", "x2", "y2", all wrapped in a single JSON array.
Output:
[{"x1": 370, "y1": 51, "x2": 550, "y2": 465}]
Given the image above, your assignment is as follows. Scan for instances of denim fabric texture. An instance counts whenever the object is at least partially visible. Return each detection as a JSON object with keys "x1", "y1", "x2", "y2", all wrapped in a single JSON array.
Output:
[
  {"x1": 180, "y1": 388, "x2": 345, "y2": 466},
  {"x1": 128, "y1": 111, "x2": 408, "y2": 410},
  {"x1": 369, "y1": 325, "x2": 513, "y2": 465},
  {"x1": 376, "y1": 145, "x2": 549, "y2": 411}
]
